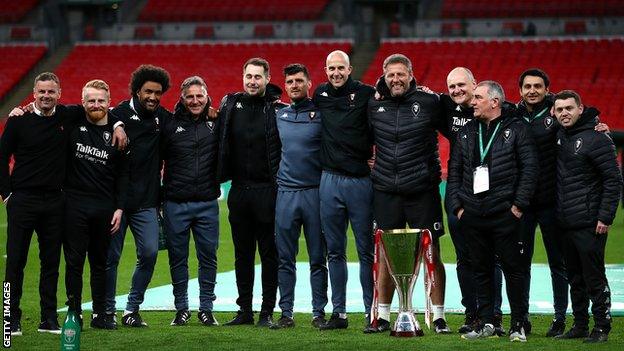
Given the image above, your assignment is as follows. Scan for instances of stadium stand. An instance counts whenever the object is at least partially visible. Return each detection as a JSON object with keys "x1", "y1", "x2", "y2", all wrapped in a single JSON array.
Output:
[
  {"x1": 0, "y1": 44, "x2": 47, "y2": 99},
  {"x1": 442, "y1": 0, "x2": 624, "y2": 18},
  {"x1": 362, "y1": 37, "x2": 624, "y2": 175},
  {"x1": 0, "y1": 0, "x2": 39, "y2": 24},
  {"x1": 48, "y1": 40, "x2": 352, "y2": 110},
  {"x1": 138, "y1": 0, "x2": 330, "y2": 22}
]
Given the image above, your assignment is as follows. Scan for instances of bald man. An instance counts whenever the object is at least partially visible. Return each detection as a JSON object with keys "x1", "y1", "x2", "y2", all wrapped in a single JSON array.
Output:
[{"x1": 313, "y1": 50, "x2": 375, "y2": 330}]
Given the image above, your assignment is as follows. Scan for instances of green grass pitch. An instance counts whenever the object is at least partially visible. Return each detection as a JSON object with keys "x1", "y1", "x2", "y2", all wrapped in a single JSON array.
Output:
[{"x1": 1, "y1": 202, "x2": 622, "y2": 350}]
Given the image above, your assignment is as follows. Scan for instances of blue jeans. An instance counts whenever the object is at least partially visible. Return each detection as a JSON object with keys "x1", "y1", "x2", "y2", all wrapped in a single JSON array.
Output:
[
  {"x1": 319, "y1": 171, "x2": 374, "y2": 315},
  {"x1": 164, "y1": 200, "x2": 219, "y2": 312},
  {"x1": 105, "y1": 208, "x2": 159, "y2": 313},
  {"x1": 275, "y1": 188, "x2": 328, "y2": 318}
]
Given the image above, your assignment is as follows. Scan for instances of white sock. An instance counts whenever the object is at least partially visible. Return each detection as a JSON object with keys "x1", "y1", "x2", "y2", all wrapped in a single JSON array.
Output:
[
  {"x1": 432, "y1": 305, "x2": 445, "y2": 321},
  {"x1": 378, "y1": 303, "x2": 391, "y2": 321},
  {"x1": 123, "y1": 310, "x2": 133, "y2": 317},
  {"x1": 338, "y1": 313, "x2": 347, "y2": 319}
]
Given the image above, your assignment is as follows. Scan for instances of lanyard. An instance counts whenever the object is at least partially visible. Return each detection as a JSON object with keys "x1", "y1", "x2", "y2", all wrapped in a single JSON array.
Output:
[
  {"x1": 523, "y1": 106, "x2": 549, "y2": 122},
  {"x1": 479, "y1": 122, "x2": 501, "y2": 164}
]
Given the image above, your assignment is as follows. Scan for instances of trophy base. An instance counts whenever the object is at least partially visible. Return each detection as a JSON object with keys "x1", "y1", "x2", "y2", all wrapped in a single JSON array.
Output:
[{"x1": 390, "y1": 312, "x2": 424, "y2": 338}]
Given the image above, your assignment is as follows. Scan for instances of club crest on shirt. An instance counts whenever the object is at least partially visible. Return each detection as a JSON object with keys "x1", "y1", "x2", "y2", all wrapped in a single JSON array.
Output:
[
  {"x1": 103, "y1": 131, "x2": 112, "y2": 144},
  {"x1": 544, "y1": 116, "x2": 554, "y2": 129},
  {"x1": 206, "y1": 120, "x2": 215, "y2": 132},
  {"x1": 574, "y1": 138, "x2": 583, "y2": 153},
  {"x1": 155, "y1": 117, "x2": 159, "y2": 125},
  {"x1": 309, "y1": 111, "x2": 316, "y2": 120},
  {"x1": 349, "y1": 93, "x2": 355, "y2": 102},
  {"x1": 503, "y1": 129, "x2": 512, "y2": 142},
  {"x1": 411, "y1": 102, "x2": 421, "y2": 118}
]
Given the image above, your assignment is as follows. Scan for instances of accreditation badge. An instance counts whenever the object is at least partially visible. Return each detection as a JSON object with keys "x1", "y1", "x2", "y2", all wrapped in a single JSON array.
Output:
[{"x1": 473, "y1": 165, "x2": 489, "y2": 194}]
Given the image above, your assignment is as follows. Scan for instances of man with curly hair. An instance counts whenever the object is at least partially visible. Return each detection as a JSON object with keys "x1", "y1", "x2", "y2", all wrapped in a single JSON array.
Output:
[{"x1": 105, "y1": 64, "x2": 172, "y2": 328}]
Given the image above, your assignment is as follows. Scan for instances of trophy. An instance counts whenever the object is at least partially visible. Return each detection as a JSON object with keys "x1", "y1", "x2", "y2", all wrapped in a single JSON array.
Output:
[{"x1": 379, "y1": 228, "x2": 428, "y2": 337}]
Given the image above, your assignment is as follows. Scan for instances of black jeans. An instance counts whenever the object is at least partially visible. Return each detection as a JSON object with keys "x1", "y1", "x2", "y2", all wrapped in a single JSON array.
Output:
[
  {"x1": 445, "y1": 197, "x2": 503, "y2": 318},
  {"x1": 462, "y1": 210, "x2": 528, "y2": 325},
  {"x1": 520, "y1": 205, "x2": 568, "y2": 321},
  {"x1": 564, "y1": 226, "x2": 611, "y2": 332},
  {"x1": 4, "y1": 191, "x2": 64, "y2": 322},
  {"x1": 227, "y1": 184, "x2": 278, "y2": 313},
  {"x1": 64, "y1": 200, "x2": 113, "y2": 314}
]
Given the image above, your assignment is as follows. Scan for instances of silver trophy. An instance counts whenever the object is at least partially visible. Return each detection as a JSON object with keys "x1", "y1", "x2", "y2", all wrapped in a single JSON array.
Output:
[{"x1": 379, "y1": 228, "x2": 424, "y2": 337}]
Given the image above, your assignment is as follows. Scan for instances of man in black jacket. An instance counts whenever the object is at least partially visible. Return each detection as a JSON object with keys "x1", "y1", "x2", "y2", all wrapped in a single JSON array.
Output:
[
  {"x1": 105, "y1": 65, "x2": 172, "y2": 328},
  {"x1": 515, "y1": 69, "x2": 568, "y2": 336},
  {"x1": 217, "y1": 58, "x2": 285, "y2": 327},
  {"x1": 552, "y1": 90, "x2": 622, "y2": 343},
  {"x1": 63, "y1": 80, "x2": 129, "y2": 330},
  {"x1": 448, "y1": 81, "x2": 538, "y2": 342},
  {"x1": 313, "y1": 50, "x2": 375, "y2": 330},
  {"x1": 441, "y1": 67, "x2": 505, "y2": 335},
  {"x1": 367, "y1": 54, "x2": 450, "y2": 334},
  {"x1": 161, "y1": 76, "x2": 221, "y2": 327}
]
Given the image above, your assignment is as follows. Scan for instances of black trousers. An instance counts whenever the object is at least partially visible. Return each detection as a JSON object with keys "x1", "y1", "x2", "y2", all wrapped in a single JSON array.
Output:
[
  {"x1": 64, "y1": 200, "x2": 113, "y2": 314},
  {"x1": 4, "y1": 191, "x2": 64, "y2": 322},
  {"x1": 462, "y1": 210, "x2": 528, "y2": 325},
  {"x1": 227, "y1": 184, "x2": 278, "y2": 313},
  {"x1": 564, "y1": 226, "x2": 611, "y2": 332},
  {"x1": 519, "y1": 205, "x2": 568, "y2": 321}
]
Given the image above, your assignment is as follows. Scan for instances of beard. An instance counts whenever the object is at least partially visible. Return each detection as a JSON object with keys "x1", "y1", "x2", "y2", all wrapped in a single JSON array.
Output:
[{"x1": 86, "y1": 109, "x2": 107, "y2": 123}]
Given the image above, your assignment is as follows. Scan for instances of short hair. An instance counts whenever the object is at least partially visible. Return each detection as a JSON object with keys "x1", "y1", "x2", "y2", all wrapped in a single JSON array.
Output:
[
  {"x1": 34, "y1": 72, "x2": 60, "y2": 87},
  {"x1": 326, "y1": 50, "x2": 350, "y2": 66},
  {"x1": 283, "y1": 63, "x2": 310, "y2": 79},
  {"x1": 382, "y1": 53, "x2": 412, "y2": 73},
  {"x1": 554, "y1": 90, "x2": 582, "y2": 106},
  {"x1": 476, "y1": 80, "x2": 505, "y2": 102},
  {"x1": 243, "y1": 57, "x2": 270, "y2": 76},
  {"x1": 180, "y1": 75, "x2": 207, "y2": 96},
  {"x1": 518, "y1": 68, "x2": 550, "y2": 88},
  {"x1": 129, "y1": 64, "x2": 170, "y2": 95},
  {"x1": 82, "y1": 79, "x2": 110, "y2": 99}
]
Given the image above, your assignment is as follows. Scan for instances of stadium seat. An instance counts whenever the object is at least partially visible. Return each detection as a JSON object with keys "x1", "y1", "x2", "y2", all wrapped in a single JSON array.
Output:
[
  {"x1": 0, "y1": 0, "x2": 39, "y2": 24},
  {"x1": 10, "y1": 27, "x2": 32, "y2": 41},
  {"x1": 135, "y1": 25, "x2": 156, "y2": 40},
  {"x1": 0, "y1": 44, "x2": 47, "y2": 100}
]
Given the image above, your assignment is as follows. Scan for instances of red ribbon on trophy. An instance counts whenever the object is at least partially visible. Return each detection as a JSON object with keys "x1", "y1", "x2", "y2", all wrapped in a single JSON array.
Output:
[
  {"x1": 420, "y1": 229, "x2": 435, "y2": 329},
  {"x1": 371, "y1": 225, "x2": 382, "y2": 328}
]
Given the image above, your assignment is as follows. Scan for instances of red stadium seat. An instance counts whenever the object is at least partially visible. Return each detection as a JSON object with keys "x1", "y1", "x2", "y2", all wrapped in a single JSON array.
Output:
[
  {"x1": 10, "y1": 27, "x2": 32, "y2": 41},
  {"x1": 194, "y1": 25, "x2": 214, "y2": 39},
  {"x1": 0, "y1": 0, "x2": 39, "y2": 24},
  {"x1": 441, "y1": 0, "x2": 621, "y2": 18},
  {"x1": 0, "y1": 44, "x2": 47, "y2": 101},
  {"x1": 134, "y1": 25, "x2": 155, "y2": 40}
]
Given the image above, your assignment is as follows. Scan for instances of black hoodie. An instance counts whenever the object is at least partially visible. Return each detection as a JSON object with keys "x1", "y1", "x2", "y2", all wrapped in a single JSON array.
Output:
[{"x1": 555, "y1": 107, "x2": 622, "y2": 229}]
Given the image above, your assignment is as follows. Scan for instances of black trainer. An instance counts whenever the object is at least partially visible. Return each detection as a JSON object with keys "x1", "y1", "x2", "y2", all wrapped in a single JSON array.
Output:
[
  {"x1": 224, "y1": 310, "x2": 254, "y2": 326},
  {"x1": 319, "y1": 313, "x2": 348, "y2": 330},
  {"x1": 523, "y1": 319, "x2": 532, "y2": 335},
  {"x1": 91, "y1": 313, "x2": 116, "y2": 330},
  {"x1": 38, "y1": 318, "x2": 61, "y2": 334},
  {"x1": 198, "y1": 310, "x2": 219, "y2": 326},
  {"x1": 545, "y1": 319, "x2": 566, "y2": 337},
  {"x1": 10, "y1": 320, "x2": 22, "y2": 336},
  {"x1": 434, "y1": 318, "x2": 452, "y2": 334},
  {"x1": 269, "y1": 316, "x2": 295, "y2": 329},
  {"x1": 170, "y1": 310, "x2": 191, "y2": 326},
  {"x1": 555, "y1": 325, "x2": 589, "y2": 339},
  {"x1": 122, "y1": 311, "x2": 148, "y2": 327},
  {"x1": 583, "y1": 328, "x2": 608, "y2": 343},
  {"x1": 458, "y1": 314, "x2": 476, "y2": 334},
  {"x1": 104, "y1": 313, "x2": 118, "y2": 329},
  {"x1": 493, "y1": 314, "x2": 505, "y2": 337},
  {"x1": 256, "y1": 312, "x2": 273, "y2": 327},
  {"x1": 363, "y1": 318, "x2": 391, "y2": 333},
  {"x1": 311, "y1": 315, "x2": 327, "y2": 329}
]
